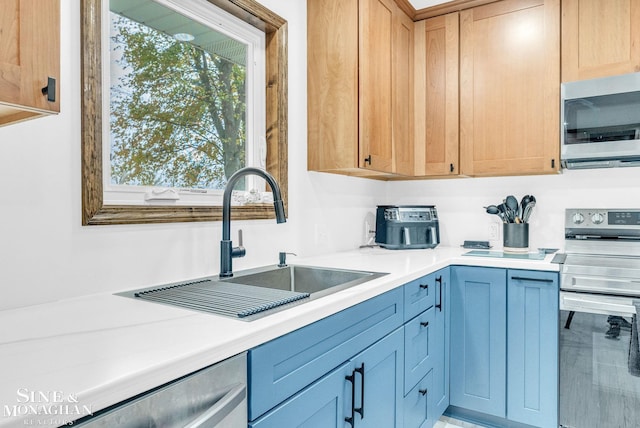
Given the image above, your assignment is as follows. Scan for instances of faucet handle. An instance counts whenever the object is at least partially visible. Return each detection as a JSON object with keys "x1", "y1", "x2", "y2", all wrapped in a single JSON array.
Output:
[{"x1": 231, "y1": 229, "x2": 246, "y2": 258}]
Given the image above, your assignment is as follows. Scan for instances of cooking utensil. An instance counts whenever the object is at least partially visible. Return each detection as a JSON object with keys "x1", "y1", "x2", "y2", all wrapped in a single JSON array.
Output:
[
  {"x1": 523, "y1": 199, "x2": 536, "y2": 223},
  {"x1": 505, "y1": 195, "x2": 519, "y2": 223},
  {"x1": 519, "y1": 195, "x2": 531, "y2": 220},
  {"x1": 497, "y1": 203, "x2": 509, "y2": 223},
  {"x1": 485, "y1": 205, "x2": 505, "y2": 223}
]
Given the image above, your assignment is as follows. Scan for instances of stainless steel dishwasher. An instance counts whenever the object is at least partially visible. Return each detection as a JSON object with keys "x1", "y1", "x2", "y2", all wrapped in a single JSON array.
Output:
[{"x1": 72, "y1": 353, "x2": 246, "y2": 427}]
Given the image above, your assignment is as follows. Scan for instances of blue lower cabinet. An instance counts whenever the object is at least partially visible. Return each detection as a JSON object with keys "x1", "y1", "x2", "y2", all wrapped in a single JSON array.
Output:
[
  {"x1": 449, "y1": 266, "x2": 559, "y2": 428},
  {"x1": 352, "y1": 327, "x2": 404, "y2": 428},
  {"x1": 249, "y1": 362, "x2": 352, "y2": 428},
  {"x1": 404, "y1": 306, "x2": 435, "y2": 395},
  {"x1": 432, "y1": 267, "x2": 450, "y2": 419},
  {"x1": 404, "y1": 370, "x2": 434, "y2": 428},
  {"x1": 404, "y1": 272, "x2": 437, "y2": 322},
  {"x1": 250, "y1": 327, "x2": 404, "y2": 428},
  {"x1": 248, "y1": 288, "x2": 403, "y2": 420},
  {"x1": 450, "y1": 266, "x2": 507, "y2": 418},
  {"x1": 506, "y1": 270, "x2": 558, "y2": 427}
]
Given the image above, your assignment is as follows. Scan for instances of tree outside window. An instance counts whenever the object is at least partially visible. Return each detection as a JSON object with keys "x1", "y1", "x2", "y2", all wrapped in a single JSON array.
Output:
[{"x1": 109, "y1": 10, "x2": 248, "y2": 191}]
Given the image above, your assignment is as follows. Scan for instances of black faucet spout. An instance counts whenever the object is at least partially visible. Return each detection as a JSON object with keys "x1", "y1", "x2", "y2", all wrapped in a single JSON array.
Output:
[{"x1": 220, "y1": 167, "x2": 286, "y2": 278}]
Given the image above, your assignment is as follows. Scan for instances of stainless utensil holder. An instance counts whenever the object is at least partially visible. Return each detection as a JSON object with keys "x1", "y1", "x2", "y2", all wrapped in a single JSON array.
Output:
[{"x1": 503, "y1": 223, "x2": 529, "y2": 253}]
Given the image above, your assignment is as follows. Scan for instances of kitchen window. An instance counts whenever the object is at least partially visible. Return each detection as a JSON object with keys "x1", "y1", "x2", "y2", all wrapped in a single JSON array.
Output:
[
  {"x1": 106, "y1": 0, "x2": 265, "y2": 206},
  {"x1": 81, "y1": 0, "x2": 288, "y2": 225}
]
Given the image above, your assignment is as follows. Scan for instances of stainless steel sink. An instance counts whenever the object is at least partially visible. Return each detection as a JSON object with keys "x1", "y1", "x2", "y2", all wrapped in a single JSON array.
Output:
[
  {"x1": 121, "y1": 265, "x2": 387, "y2": 320},
  {"x1": 222, "y1": 265, "x2": 387, "y2": 297}
]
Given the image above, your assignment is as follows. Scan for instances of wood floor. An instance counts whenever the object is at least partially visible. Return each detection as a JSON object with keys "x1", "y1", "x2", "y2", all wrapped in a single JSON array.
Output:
[{"x1": 559, "y1": 310, "x2": 640, "y2": 428}]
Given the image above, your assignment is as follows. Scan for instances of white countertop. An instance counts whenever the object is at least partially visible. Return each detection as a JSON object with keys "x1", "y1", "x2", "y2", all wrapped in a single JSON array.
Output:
[{"x1": 0, "y1": 247, "x2": 558, "y2": 427}]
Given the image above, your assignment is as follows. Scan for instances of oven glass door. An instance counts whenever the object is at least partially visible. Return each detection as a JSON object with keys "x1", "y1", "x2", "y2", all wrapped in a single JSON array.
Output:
[{"x1": 560, "y1": 292, "x2": 640, "y2": 428}]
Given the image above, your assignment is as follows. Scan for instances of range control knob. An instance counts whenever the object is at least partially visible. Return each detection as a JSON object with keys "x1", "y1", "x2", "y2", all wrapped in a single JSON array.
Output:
[
  {"x1": 591, "y1": 212, "x2": 605, "y2": 225},
  {"x1": 572, "y1": 212, "x2": 584, "y2": 224}
]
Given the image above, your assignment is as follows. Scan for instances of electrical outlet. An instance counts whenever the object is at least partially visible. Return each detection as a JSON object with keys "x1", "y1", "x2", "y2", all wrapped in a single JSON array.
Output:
[{"x1": 489, "y1": 223, "x2": 499, "y2": 240}]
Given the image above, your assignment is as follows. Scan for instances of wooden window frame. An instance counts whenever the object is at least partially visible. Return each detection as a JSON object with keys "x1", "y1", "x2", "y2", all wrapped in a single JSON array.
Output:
[{"x1": 81, "y1": 0, "x2": 288, "y2": 225}]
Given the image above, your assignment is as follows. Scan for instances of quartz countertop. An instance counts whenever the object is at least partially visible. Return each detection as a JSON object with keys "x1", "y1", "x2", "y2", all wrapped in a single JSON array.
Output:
[{"x1": 0, "y1": 247, "x2": 559, "y2": 427}]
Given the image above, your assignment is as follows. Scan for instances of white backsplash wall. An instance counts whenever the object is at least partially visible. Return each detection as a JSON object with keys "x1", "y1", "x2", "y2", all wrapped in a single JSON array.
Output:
[
  {"x1": 385, "y1": 167, "x2": 640, "y2": 251},
  {"x1": 0, "y1": 0, "x2": 385, "y2": 311}
]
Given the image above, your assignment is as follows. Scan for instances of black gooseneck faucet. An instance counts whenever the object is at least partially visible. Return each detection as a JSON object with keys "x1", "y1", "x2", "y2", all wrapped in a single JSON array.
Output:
[{"x1": 219, "y1": 167, "x2": 286, "y2": 278}]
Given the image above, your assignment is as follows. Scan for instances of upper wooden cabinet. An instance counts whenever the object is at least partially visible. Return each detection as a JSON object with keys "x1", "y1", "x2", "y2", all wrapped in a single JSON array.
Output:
[
  {"x1": 459, "y1": 0, "x2": 560, "y2": 176},
  {"x1": 414, "y1": 12, "x2": 459, "y2": 177},
  {"x1": 562, "y1": 0, "x2": 640, "y2": 82},
  {"x1": 307, "y1": 0, "x2": 414, "y2": 177},
  {"x1": 0, "y1": 0, "x2": 60, "y2": 126}
]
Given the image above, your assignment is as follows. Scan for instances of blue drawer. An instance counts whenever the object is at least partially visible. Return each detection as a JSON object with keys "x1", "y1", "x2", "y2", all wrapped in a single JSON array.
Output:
[
  {"x1": 248, "y1": 287, "x2": 404, "y2": 420},
  {"x1": 404, "y1": 369, "x2": 434, "y2": 428},
  {"x1": 404, "y1": 273, "x2": 437, "y2": 322},
  {"x1": 404, "y1": 306, "x2": 435, "y2": 394}
]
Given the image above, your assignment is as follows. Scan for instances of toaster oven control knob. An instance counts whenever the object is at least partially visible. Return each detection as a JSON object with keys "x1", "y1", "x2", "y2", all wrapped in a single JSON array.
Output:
[
  {"x1": 572, "y1": 212, "x2": 584, "y2": 224},
  {"x1": 591, "y1": 212, "x2": 605, "y2": 225}
]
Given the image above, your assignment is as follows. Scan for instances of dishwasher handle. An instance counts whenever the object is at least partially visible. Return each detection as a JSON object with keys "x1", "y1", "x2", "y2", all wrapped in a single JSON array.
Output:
[{"x1": 184, "y1": 383, "x2": 246, "y2": 428}]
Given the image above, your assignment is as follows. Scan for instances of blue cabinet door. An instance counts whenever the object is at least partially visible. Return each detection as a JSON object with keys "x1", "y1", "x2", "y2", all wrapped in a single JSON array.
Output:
[
  {"x1": 403, "y1": 370, "x2": 433, "y2": 428},
  {"x1": 356, "y1": 327, "x2": 404, "y2": 428},
  {"x1": 248, "y1": 288, "x2": 403, "y2": 420},
  {"x1": 506, "y1": 270, "x2": 558, "y2": 428},
  {"x1": 450, "y1": 266, "x2": 506, "y2": 418},
  {"x1": 251, "y1": 328, "x2": 404, "y2": 428},
  {"x1": 249, "y1": 361, "x2": 352, "y2": 428},
  {"x1": 432, "y1": 267, "x2": 450, "y2": 419}
]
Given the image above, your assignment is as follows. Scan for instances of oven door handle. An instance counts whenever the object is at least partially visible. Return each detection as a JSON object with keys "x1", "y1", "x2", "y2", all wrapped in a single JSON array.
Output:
[{"x1": 560, "y1": 292, "x2": 638, "y2": 316}]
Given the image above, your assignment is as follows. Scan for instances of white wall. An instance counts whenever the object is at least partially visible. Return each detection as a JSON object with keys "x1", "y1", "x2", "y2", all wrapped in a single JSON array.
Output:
[
  {"x1": 385, "y1": 167, "x2": 640, "y2": 251},
  {"x1": 2, "y1": 0, "x2": 639, "y2": 311},
  {"x1": 0, "y1": 0, "x2": 385, "y2": 310}
]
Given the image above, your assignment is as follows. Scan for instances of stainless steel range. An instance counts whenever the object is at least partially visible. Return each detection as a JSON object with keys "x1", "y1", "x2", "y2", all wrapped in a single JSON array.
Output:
[{"x1": 559, "y1": 208, "x2": 640, "y2": 428}]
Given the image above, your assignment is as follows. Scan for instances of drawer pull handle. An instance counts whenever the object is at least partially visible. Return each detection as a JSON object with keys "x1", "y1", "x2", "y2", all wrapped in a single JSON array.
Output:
[
  {"x1": 419, "y1": 388, "x2": 428, "y2": 396},
  {"x1": 420, "y1": 321, "x2": 429, "y2": 327},
  {"x1": 419, "y1": 283, "x2": 428, "y2": 290},
  {"x1": 345, "y1": 370, "x2": 356, "y2": 427},
  {"x1": 510, "y1": 276, "x2": 554, "y2": 283},
  {"x1": 435, "y1": 276, "x2": 443, "y2": 311},
  {"x1": 355, "y1": 363, "x2": 365, "y2": 419}
]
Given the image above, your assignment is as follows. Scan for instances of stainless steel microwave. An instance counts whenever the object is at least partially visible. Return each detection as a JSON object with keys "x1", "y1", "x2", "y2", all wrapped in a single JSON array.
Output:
[{"x1": 561, "y1": 72, "x2": 640, "y2": 169}]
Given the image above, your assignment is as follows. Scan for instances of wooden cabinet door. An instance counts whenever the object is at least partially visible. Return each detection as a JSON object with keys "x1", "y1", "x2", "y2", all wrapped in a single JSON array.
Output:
[
  {"x1": 562, "y1": 0, "x2": 640, "y2": 82},
  {"x1": 506, "y1": 270, "x2": 559, "y2": 427},
  {"x1": 393, "y1": 5, "x2": 414, "y2": 175},
  {"x1": 359, "y1": 0, "x2": 394, "y2": 173},
  {"x1": 459, "y1": 0, "x2": 560, "y2": 176},
  {"x1": 307, "y1": 0, "x2": 359, "y2": 172},
  {"x1": 0, "y1": 0, "x2": 60, "y2": 125},
  {"x1": 415, "y1": 13, "x2": 460, "y2": 177},
  {"x1": 450, "y1": 266, "x2": 507, "y2": 417}
]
